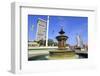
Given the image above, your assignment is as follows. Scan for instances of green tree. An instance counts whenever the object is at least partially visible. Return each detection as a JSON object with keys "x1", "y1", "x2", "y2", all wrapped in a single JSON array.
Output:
[
  {"x1": 54, "y1": 42, "x2": 58, "y2": 46},
  {"x1": 48, "y1": 39, "x2": 54, "y2": 46},
  {"x1": 37, "y1": 39, "x2": 45, "y2": 46}
]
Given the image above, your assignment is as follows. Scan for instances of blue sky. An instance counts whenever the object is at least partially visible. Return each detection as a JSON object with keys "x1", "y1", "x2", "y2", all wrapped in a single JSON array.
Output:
[{"x1": 28, "y1": 15, "x2": 88, "y2": 45}]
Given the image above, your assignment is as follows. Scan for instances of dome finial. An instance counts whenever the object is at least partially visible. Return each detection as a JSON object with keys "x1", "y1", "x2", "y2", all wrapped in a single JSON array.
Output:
[{"x1": 59, "y1": 25, "x2": 65, "y2": 34}]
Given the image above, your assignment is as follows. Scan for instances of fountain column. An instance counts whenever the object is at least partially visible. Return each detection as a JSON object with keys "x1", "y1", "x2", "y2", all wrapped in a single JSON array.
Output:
[{"x1": 56, "y1": 28, "x2": 68, "y2": 50}]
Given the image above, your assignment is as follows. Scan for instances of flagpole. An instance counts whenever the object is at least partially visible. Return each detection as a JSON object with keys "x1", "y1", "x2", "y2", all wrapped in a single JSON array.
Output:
[{"x1": 46, "y1": 16, "x2": 49, "y2": 47}]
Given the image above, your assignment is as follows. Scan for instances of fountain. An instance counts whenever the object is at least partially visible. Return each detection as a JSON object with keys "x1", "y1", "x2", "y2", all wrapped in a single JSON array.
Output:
[{"x1": 49, "y1": 27, "x2": 76, "y2": 59}]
